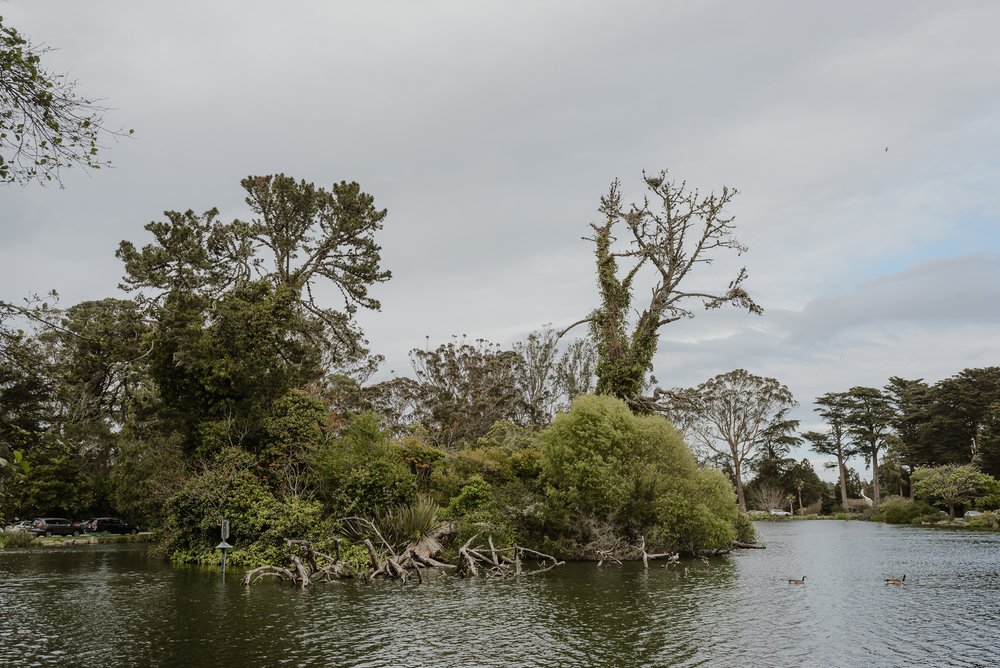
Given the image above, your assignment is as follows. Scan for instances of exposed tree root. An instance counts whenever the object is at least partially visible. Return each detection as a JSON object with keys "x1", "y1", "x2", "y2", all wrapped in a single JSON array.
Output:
[
  {"x1": 244, "y1": 524, "x2": 564, "y2": 588},
  {"x1": 242, "y1": 538, "x2": 350, "y2": 588}
]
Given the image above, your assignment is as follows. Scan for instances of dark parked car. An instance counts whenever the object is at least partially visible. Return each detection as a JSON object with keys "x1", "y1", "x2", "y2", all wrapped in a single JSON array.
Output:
[
  {"x1": 82, "y1": 517, "x2": 140, "y2": 534},
  {"x1": 28, "y1": 517, "x2": 78, "y2": 537},
  {"x1": 75, "y1": 518, "x2": 97, "y2": 534}
]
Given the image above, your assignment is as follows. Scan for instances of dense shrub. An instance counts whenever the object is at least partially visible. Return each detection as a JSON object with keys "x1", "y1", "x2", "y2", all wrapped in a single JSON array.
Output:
[
  {"x1": 733, "y1": 512, "x2": 757, "y2": 543},
  {"x1": 444, "y1": 475, "x2": 493, "y2": 517},
  {"x1": 0, "y1": 531, "x2": 35, "y2": 548},
  {"x1": 159, "y1": 447, "x2": 334, "y2": 567},
  {"x1": 538, "y1": 394, "x2": 740, "y2": 556},
  {"x1": 876, "y1": 496, "x2": 937, "y2": 524},
  {"x1": 843, "y1": 499, "x2": 870, "y2": 514},
  {"x1": 310, "y1": 412, "x2": 416, "y2": 518},
  {"x1": 394, "y1": 434, "x2": 446, "y2": 483}
]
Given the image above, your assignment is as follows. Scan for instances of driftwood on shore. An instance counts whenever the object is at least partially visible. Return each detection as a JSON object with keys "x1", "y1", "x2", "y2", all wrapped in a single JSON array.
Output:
[
  {"x1": 596, "y1": 535, "x2": 680, "y2": 567},
  {"x1": 730, "y1": 540, "x2": 766, "y2": 549},
  {"x1": 455, "y1": 531, "x2": 564, "y2": 578},
  {"x1": 242, "y1": 523, "x2": 565, "y2": 588},
  {"x1": 242, "y1": 538, "x2": 350, "y2": 587}
]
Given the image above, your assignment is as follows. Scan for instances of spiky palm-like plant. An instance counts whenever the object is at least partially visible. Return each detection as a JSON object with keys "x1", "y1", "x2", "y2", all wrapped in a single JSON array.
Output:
[{"x1": 378, "y1": 497, "x2": 444, "y2": 557}]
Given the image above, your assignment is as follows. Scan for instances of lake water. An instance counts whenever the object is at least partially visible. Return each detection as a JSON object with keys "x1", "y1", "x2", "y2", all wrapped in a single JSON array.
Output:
[{"x1": 2, "y1": 521, "x2": 998, "y2": 667}]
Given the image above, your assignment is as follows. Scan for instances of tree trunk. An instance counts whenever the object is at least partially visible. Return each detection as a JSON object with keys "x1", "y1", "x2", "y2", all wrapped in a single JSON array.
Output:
[
  {"x1": 871, "y1": 447, "x2": 881, "y2": 511},
  {"x1": 733, "y1": 463, "x2": 747, "y2": 512},
  {"x1": 838, "y1": 458, "x2": 848, "y2": 506},
  {"x1": 948, "y1": 502, "x2": 955, "y2": 520}
]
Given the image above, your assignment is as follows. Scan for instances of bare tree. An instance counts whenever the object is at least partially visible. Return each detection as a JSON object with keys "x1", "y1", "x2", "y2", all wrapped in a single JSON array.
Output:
[
  {"x1": 511, "y1": 327, "x2": 597, "y2": 426},
  {"x1": 748, "y1": 483, "x2": 787, "y2": 512},
  {"x1": 664, "y1": 369, "x2": 797, "y2": 512},
  {"x1": 563, "y1": 170, "x2": 761, "y2": 409}
]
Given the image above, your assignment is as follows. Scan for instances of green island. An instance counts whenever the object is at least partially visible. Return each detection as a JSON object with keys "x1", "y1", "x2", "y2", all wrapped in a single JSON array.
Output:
[
  {"x1": 2, "y1": 8, "x2": 1000, "y2": 580},
  {"x1": 4, "y1": 168, "x2": 999, "y2": 577}
]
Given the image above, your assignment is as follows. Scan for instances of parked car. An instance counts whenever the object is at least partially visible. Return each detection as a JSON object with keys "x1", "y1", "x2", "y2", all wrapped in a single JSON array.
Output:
[
  {"x1": 82, "y1": 517, "x2": 140, "y2": 534},
  {"x1": 769, "y1": 509, "x2": 791, "y2": 516},
  {"x1": 4, "y1": 520, "x2": 33, "y2": 533},
  {"x1": 76, "y1": 518, "x2": 97, "y2": 534},
  {"x1": 27, "y1": 517, "x2": 78, "y2": 537},
  {"x1": 963, "y1": 510, "x2": 983, "y2": 519}
]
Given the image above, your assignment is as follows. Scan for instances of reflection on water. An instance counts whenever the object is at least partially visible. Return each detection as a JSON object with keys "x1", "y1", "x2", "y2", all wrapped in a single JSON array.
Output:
[{"x1": 1, "y1": 522, "x2": 998, "y2": 666}]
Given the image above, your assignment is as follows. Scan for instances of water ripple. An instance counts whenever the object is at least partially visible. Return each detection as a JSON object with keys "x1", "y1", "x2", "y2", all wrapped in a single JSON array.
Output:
[{"x1": 2, "y1": 525, "x2": 1000, "y2": 666}]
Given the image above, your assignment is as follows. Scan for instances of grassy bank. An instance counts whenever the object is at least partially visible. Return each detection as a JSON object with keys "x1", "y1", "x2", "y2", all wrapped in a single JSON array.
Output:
[{"x1": 0, "y1": 532, "x2": 155, "y2": 549}]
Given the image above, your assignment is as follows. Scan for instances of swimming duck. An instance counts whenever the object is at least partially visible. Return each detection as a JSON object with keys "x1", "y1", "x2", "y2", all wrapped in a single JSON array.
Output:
[
  {"x1": 885, "y1": 575, "x2": 906, "y2": 586},
  {"x1": 788, "y1": 576, "x2": 806, "y2": 584}
]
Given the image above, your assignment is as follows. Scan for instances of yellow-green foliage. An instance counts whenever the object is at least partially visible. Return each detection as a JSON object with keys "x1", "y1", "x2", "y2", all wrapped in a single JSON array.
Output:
[
  {"x1": 876, "y1": 496, "x2": 937, "y2": 524},
  {"x1": 539, "y1": 394, "x2": 739, "y2": 553},
  {"x1": 431, "y1": 444, "x2": 543, "y2": 503},
  {"x1": 652, "y1": 468, "x2": 739, "y2": 552}
]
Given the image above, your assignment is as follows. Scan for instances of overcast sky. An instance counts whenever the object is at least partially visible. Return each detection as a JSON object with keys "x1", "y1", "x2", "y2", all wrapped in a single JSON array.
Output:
[{"x1": 3, "y1": 1, "x2": 1000, "y2": 482}]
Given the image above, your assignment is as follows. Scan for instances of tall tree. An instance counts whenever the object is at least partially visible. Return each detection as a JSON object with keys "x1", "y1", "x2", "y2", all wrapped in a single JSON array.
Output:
[
  {"x1": 116, "y1": 174, "x2": 391, "y2": 366},
  {"x1": 407, "y1": 337, "x2": 522, "y2": 449},
  {"x1": 805, "y1": 391, "x2": 859, "y2": 506},
  {"x1": 565, "y1": 171, "x2": 761, "y2": 410},
  {"x1": 975, "y1": 403, "x2": 1000, "y2": 479},
  {"x1": 843, "y1": 386, "x2": 895, "y2": 511},
  {"x1": 510, "y1": 327, "x2": 597, "y2": 426},
  {"x1": 665, "y1": 369, "x2": 796, "y2": 511},
  {"x1": 1, "y1": 16, "x2": 128, "y2": 184},
  {"x1": 926, "y1": 368, "x2": 1000, "y2": 465},
  {"x1": 0, "y1": 318, "x2": 46, "y2": 482},
  {"x1": 240, "y1": 175, "x2": 391, "y2": 360},
  {"x1": 884, "y1": 376, "x2": 934, "y2": 494}
]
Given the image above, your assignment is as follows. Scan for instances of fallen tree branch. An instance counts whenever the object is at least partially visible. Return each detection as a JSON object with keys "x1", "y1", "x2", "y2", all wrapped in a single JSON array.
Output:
[
  {"x1": 243, "y1": 539, "x2": 352, "y2": 588},
  {"x1": 730, "y1": 540, "x2": 766, "y2": 549}
]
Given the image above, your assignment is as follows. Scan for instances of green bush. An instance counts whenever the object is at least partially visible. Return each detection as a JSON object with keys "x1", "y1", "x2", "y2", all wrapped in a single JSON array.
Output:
[
  {"x1": 843, "y1": 499, "x2": 870, "y2": 513},
  {"x1": 160, "y1": 447, "x2": 334, "y2": 568},
  {"x1": 376, "y1": 497, "x2": 442, "y2": 549},
  {"x1": 310, "y1": 412, "x2": 416, "y2": 517},
  {"x1": 733, "y1": 512, "x2": 757, "y2": 543},
  {"x1": 444, "y1": 475, "x2": 493, "y2": 517},
  {"x1": 394, "y1": 435, "x2": 446, "y2": 482},
  {"x1": 876, "y1": 496, "x2": 937, "y2": 524},
  {"x1": 0, "y1": 531, "x2": 36, "y2": 548},
  {"x1": 538, "y1": 394, "x2": 739, "y2": 555}
]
